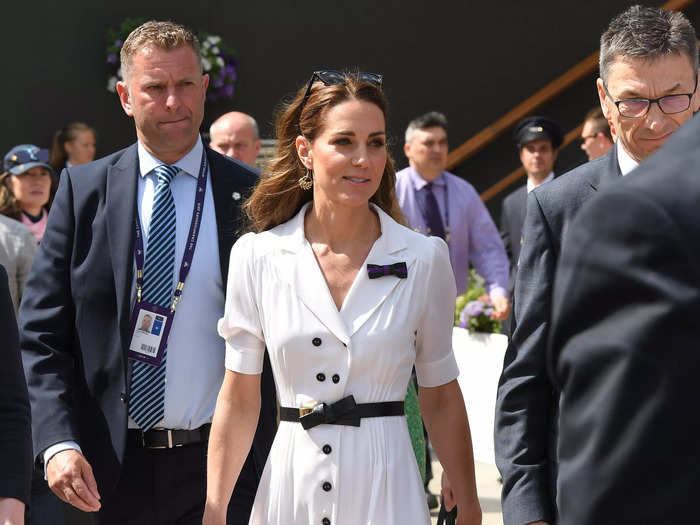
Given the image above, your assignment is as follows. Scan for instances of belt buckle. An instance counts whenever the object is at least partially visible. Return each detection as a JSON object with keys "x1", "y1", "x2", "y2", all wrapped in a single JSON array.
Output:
[
  {"x1": 299, "y1": 402, "x2": 326, "y2": 430},
  {"x1": 141, "y1": 429, "x2": 173, "y2": 449}
]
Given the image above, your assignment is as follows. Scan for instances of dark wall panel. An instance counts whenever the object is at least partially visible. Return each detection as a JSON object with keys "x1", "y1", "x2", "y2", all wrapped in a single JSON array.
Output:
[{"x1": 3, "y1": 0, "x2": 689, "y2": 211}]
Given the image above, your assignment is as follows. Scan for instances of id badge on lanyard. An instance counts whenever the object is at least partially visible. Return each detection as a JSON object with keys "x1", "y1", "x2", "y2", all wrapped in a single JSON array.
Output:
[{"x1": 128, "y1": 150, "x2": 208, "y2": 367}]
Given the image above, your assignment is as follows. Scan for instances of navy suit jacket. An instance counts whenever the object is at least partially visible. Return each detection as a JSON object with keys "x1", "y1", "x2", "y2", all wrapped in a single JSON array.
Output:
[
  {"x1": 495, "y1": 145, "x2": 621, "y2": 524},
  {"x1": 551, "y1": 115, "x2": 700, "y2": 524},
  {"x1": 500, "y1": 184, "x2": 527, "y2": 298},
  {"x1": 19, "y1": 143, "x2": 276, "y2": 498},
  {"x1": 0, "y1": 264, "x2": 32, "y2": 504}
]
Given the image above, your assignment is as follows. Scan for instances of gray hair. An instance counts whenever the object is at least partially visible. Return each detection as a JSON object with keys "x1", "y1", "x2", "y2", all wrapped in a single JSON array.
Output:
[
  {"x1": 120, "y1": 20, "x2": 202, "y2": 84},
  {"x1": 404, "y1": 111, "x2": 448, "y2": 143},
  {"x1": 599, "y1": 5, "x2": 698, "y2": 85}
]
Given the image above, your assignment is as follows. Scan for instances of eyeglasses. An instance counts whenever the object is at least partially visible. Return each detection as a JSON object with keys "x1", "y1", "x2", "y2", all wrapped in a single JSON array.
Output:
[
  {"x1": 299, "y1": 70, "x2": 384, "y2": 115},
  {"x1": 9, "y1": 148, "x2": 50, "y2": 165},
  {"x1": 604, "y1": 77, "x2": 698, "y2": 118}
]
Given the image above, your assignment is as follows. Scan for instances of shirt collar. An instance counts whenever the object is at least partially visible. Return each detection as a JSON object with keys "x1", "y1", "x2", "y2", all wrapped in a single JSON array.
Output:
[
  {"x1": 137, "y1": 136, "x2": 204, "y2": 179},
  {"x1": 527, "y1": 171, "x2": 554, "y2": 193},
  {"x1": 616, "y1": 142, "x2": 639, "y2": 176},
  {"x1": 406, "y1": 166, "x2": 446, "y2": 191}
]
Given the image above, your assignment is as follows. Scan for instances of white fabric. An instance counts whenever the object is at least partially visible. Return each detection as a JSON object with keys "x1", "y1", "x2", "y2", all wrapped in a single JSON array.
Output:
[
  {"x1": 526, "y1": 171, "x2": 554, "y2": 193},
  {"x1": 218, "y1": 202, "x2": 459, "y2": 525},
  {"x1": 616, "y1": 142, "x2": 640, "y2": 176}
]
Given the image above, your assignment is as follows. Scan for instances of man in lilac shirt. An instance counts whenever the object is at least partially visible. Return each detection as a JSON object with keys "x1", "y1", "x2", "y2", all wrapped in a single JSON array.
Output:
[{"x1": 395, "y1": 111, "x2": 510, "y2": 318}]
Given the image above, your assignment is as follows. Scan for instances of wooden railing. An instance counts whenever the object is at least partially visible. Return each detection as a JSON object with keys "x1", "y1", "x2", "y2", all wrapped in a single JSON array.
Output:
[{"x1": 442, "y1": 0, "x2": 694, "y2": 201}]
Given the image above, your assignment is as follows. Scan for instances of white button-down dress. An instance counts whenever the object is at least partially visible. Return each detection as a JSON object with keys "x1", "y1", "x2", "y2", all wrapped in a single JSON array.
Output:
[{"x1": 219, "y1": 203, "x2": 459, "y2": 525}]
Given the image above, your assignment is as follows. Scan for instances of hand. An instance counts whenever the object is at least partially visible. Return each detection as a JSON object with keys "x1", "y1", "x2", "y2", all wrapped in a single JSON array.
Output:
[
  {"x1": 0, "y1": 497, "x2": 25, "y2": 525},
  {"x1": 490, "y1": 296, "x2": 511, "y2": 321},
  {"x1": 455, "y1": 497, "x2": 482, "y2": 525},
  {"x1": 46, "y1": 449, "x2": 101, "y2": 512},
  {"x1": 440, "y1": 470, "x2": 456, "y2": 511}
]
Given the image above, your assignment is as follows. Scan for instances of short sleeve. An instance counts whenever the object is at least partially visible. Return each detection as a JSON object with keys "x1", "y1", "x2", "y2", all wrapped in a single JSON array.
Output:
[
  {"x1": 217, "y1": 232, "x2": 266, "y2": 374},
  {"x1": 415, "y1": 237, "x2": 459, "y2": 387}
]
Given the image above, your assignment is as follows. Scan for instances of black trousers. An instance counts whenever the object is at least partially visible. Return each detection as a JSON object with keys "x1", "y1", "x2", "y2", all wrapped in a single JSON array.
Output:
[{"x1": 96, "y1": 438, "x2": 259, "y2": 525}]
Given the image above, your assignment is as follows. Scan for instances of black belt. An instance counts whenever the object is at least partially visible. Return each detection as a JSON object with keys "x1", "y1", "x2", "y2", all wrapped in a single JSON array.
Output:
[
  {"x1": 280, "y1": 395, "x2": 404, "y2": 430},
  {"x1": 127, "y1": 424, "x2": 211, "y2": 449}
]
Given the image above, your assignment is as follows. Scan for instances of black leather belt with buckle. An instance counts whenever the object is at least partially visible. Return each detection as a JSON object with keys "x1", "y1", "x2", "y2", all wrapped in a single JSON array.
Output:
[
  {"x1": 128, "y1": 424, "x2": 211, "y2": 449},
  {"x1": 279, "y1": 395, "x2": 404, "y2": 430}
]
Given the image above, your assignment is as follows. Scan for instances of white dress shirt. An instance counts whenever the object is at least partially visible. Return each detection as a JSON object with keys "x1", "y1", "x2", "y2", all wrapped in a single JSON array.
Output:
[
  {"x1": 527, "y1": 171, "x2": 555, "y2": 193},
  {"x1": 617, "y1": 141, "x2": 640, "y2": 176},
  {"x1": 44, "y1": 137, "x2": 227, "y2": 466}
]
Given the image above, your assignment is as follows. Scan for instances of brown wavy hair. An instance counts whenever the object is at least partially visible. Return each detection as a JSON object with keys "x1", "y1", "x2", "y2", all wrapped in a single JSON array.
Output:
[{"x1": 245, "y1": 72, "x2": 405, "y2": 232}]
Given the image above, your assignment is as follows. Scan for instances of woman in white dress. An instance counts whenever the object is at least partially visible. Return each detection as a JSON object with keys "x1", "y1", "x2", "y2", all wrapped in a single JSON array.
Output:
[{"x1": 203, "y1": 71, "x2": 481, "y2": 525}]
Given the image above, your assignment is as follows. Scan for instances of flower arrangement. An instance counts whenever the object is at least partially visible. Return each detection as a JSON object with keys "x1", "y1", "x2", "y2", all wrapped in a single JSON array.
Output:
[
  {"x1": 105, "y1": 19, "x2": 237, "y2": 101},
  {"x1": 454, "y1": 269, "x2": 502, "y2": 334}
]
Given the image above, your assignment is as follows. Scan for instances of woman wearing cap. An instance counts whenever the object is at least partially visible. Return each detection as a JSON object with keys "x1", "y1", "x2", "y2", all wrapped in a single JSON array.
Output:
[
  {"x1": 204, "y1": 71, "x2": 481, "y2": 525},
  {"x1": 50, "y1": 122, "x2": 97, "y2": 173},
  {"x1": 0, "y1": 145, "x2": 57, "y2": 243}
]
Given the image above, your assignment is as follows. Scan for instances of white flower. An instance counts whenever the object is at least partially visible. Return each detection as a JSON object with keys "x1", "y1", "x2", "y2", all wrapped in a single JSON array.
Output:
[
  {"x1": 202, "y1": 40, "x2": 211, "y2": 49},
  {"x1": 107, "y1": 76, "x2": 118, "y2": 92},
  {"x1": 202, "y1": 57, "x2": 212, "y2": 71},
  {"x1": 207, "y1": 35, "x2": 221, "y2": 45},
  {"x1": 211, "y1": 46, "x2": 220, "y2": 55},
  {"x1": 216, "y1": 56, "x2": 224, "y2": 67}
]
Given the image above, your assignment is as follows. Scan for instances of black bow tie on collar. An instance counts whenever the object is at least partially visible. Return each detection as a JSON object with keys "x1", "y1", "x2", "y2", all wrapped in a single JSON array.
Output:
[{"x1": 367, "y1": 262, "x2": 408, "y2": 279}]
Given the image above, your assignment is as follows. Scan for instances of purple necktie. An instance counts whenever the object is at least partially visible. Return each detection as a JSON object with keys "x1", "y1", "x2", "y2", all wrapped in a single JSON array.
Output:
[{"x1": 422, "y1": 182, "x2": 446, "y2": 240}]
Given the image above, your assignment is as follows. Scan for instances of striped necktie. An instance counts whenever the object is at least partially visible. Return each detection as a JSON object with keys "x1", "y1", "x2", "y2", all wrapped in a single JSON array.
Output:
[{"x1": 129, "y1": 164, "x2": 178, "y2": 431}]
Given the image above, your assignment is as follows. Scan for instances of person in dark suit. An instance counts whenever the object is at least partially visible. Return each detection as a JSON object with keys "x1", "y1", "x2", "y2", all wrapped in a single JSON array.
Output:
[
  {"x1": 19, "y1": 21, "x2": 275, "y2": 524},
  {"x1": 494, "y1": 6, "x2": 700, "y2": 525},
  {"x1": 500, "y1": 117, "x2": 563, "y2": 311},
  {"x1": 0, "y1": 264, "x2": 32, "y2": 524},
  {"x1": 550, "y1": 112, "x2": 700, "y2": 525}
]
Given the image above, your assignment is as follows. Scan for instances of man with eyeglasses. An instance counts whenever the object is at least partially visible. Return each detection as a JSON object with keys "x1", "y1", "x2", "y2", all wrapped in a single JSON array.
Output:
[
  {"x1": 495, "y1": 5, "x2": 700, "y2": 525},
  {"x1": 579, "y1": 107, "x2": 614, "y2": 161}
]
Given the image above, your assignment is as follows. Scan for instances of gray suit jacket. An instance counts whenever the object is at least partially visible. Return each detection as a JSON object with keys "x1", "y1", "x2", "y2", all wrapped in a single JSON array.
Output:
[
  {"x1": 495, "y1": 145, "x2": 621, "y2": 524},
  {"x1": 0, "y1": 214, "x2": 37, "y2": 314},
  {"x1": 500, "y1": 184, "x2": 527, "y2": 298},
  {"x1": 551, "y1": 115, "x2": 700, "y2": 524}
]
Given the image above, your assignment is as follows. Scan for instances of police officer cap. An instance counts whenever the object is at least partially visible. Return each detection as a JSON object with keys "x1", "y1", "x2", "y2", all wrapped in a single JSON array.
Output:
[{"x1": 513, "y1": 116, "x2": 564, "y2": 150}]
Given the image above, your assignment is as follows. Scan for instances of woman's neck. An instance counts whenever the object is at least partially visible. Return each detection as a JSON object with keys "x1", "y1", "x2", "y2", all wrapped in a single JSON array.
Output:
[
  {"x1": 305, "y1": 201, "x2": 379, "y2": 251},
  {"x1": 22, "y1": 205, "x2": 44, "y2": 218}
]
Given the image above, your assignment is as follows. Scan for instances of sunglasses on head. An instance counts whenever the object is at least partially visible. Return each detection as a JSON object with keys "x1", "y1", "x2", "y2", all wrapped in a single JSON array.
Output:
[
  {"x1": 298, "y1": 70, "x2": 384, "y2": 115},
  {"x1": 10, "y1": 148, "x2": 50, "y2": 165}
]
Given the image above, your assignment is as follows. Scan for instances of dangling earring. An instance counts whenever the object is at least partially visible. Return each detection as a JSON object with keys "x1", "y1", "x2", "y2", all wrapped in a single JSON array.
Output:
[{"x1": 298, "y1": 169, "x2": 313, "y2": 190}]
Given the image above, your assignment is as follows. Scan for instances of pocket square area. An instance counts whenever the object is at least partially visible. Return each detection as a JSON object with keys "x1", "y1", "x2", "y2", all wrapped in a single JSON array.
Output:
[{"x1": 367, "y1": 262, "x2": 408, "y2": 279}]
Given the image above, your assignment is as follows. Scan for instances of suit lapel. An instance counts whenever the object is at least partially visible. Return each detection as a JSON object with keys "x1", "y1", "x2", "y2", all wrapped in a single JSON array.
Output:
[
  {"x1": 589, "y1": 143, "x2": 622, "y2": 192},
  {"x1": 105, "y1": 144, "x2": 138, "y2": 351}
]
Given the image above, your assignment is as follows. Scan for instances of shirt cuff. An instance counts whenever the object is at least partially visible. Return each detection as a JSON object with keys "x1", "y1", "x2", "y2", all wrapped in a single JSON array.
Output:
[
  {"x1": 224, "y1": 340, "x2": 264, "y2": 375},
  {"x1": 488, "y1": 286, "x2": 508, "y2": 300},
  {"x1": 415, "y1": 352, "x2": 459, "y2": 388},
  {"x1": 43, "y1": 441, "x2": 82, "y2": 480}
]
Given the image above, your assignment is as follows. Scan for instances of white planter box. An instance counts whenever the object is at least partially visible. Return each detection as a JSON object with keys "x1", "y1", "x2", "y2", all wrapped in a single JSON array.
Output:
[{"x1": 452, "y1": 327, "x2": 508, "y2": 465}]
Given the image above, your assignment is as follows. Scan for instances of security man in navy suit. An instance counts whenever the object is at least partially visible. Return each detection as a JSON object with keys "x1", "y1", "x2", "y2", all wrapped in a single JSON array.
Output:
[
  {"x1": 495, "y1": 6, "x2": 700, "y2": 524},
  {"x1": 20, "y1": 21, "x2": 275, "y2": 524},
  {"x1": 500, "y1": 117, "x2": 562, "y2": 314}
]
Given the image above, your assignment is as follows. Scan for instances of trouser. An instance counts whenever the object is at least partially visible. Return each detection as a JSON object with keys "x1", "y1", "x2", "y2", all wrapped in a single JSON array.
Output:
[{"x1": 97, "y1": 438, "x2": 259, "y2": 525}]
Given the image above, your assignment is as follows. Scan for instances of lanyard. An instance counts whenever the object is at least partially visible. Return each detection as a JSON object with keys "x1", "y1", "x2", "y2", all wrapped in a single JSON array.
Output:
[{"x1": 134, "y1": 149, "x2": 208, "y2": 312}]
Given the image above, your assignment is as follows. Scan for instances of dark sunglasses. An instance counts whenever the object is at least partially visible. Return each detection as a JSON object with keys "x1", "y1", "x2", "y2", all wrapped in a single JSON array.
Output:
[
  {"x1": 299, "y1": 70, "x2": 384, "y2": 115},
  {"x1": 9, "y1": 148, "x2": 50, "y2": 165},
  {"x1": 604, "y1": 76, "x2": 698, "y2": 118}
]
